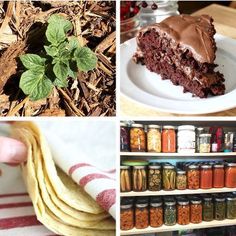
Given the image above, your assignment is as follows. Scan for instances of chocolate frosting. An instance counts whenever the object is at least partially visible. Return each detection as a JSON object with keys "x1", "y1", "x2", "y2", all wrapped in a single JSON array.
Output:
[{"x1": 137, "y1": 14, "x2": 216, "y2": 64}]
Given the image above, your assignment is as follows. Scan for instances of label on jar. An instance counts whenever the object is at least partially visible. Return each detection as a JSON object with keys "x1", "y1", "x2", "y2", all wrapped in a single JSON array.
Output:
[{"x1": 178, "y1": 130, "x2": 195, "y2": 153}]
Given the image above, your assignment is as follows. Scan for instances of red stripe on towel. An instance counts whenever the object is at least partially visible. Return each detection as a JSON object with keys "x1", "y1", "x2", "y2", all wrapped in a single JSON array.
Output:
[
  {"x1": 96, "y1": 189, "x2": 116, "y2": 212},
  {"x1": 79, "y1": 173, "x2": 111, "y2": 187},
  {"x1": 0, "y1": 202, "x2": 32, "y2": 209},
  {"x1": 0, "y1": 193, "x2": 28, "y2": 198},
  {"x1": 68, "y1": 163, "x2": 92, "y2": 176}
]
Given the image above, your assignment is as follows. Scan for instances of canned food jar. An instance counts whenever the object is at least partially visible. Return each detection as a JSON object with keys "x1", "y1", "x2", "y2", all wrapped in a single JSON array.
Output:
[
  {"x1": 190, "y1": 197, "x2": 202, "y2": 224},
  {"x1": 203, "y1": 196, "x2": 214, "y2": 221},
  {"x1": 177, "y1": 199, "x2": 190, "y2": 225},
  {"x1": 120, "y1": 166, "x2": 132, "y2": 192},
  {"x1": 163, "y1": 165, "x2": 176, "y2": 190},
  {"x1": 176, "y1": 170, "x2": 187, "y2": 190},
  {"x1": 120, "y1": 198, "x2": 134, "y2": 230},
  {"x1": 213, "y1": 164, "x2": 225, "y2": 188},
  {"x1": 164, "y1": 199, "x2": 176, "y2": 226},
  {"x1": 120, "y1": 122, "x2": 130, "y2": 152},
  {"x1": 177, "y1": 125, "x2": 195, "y2": 153},
  {"x1": 148, "y1": 164, "x2": 162, "y2": 191},
  {"x1": 130, "y1": 124, "x2": 146, "y2": 152},
  {"x1": 200, "y1": 165, "x2": 213, "y2": 189},
  {"x1": 224, "y1": 132, "x2": 234, "y2": 152},
  {"x1": 187, "y1": 164, "x2": 200, "y2": 189},
  {"x1": 199, "y1": 134, "x2": 211, "y2": 153},
  {"x1": 147, "y1": 125, "x2": 161, "y2": 152},
  {"x1": 226, "y1": 195, "x2": 236, "y2": 219},
  {"x1": 162, "y1": 126, "x2": 176, "y2": 153},
  {"x1": 214, "y1": 197, "x2": 226, "y2": 221},
  {"x1": 225, "y1": 163, "x2": 236, "y2": 188},
  {"x1": 196, "y1": 127, "x2": 204, "y2": 152},
  {"x1": 135, "y1": 197, "x2": 149, "y2": 229},
  {"x1": 150, "y1": 197, "x2": 163, "y2": 227},
  {"x1": 133, "y1": 165, "x2": 147, "y2": 192}
]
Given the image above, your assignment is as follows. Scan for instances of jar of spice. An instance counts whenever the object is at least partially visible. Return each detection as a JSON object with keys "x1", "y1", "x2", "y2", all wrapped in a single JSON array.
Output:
[
  {"x1": 177, "y1": 198, "x2": 190, "y2": 225},
  {"x1": 162, "y1": 126, "x2": 176, "y2": 153},
  {"x1": 187, "y1": 164, "x2": 200, "y2": 189},
  {"x1": 120, "y1": 166, "x2": 132, "y2": 192},
  {"x1": 120, "y1": 198, "x2": 134, "y2": 230},
  {"x1": 135, "y1": 197, "x2": 149, "y2": 229},
  {"x1": 164, "y1": 199, "x2": 176, "y2": 226},
  {"x1": 133, "y1": 165, "x2": 147, "y2": 192},
  {"x1": 226, "y1": 195, "x2": 236, "y2": 219},
  {"x1": 199, "y1": 134, "x2": 211, "y2": 153},
  {"x1": 163, "y1": 165, "x2": 176, "y2": 190},
  {"x1": 200, "y1": 165, "x2": 213, "y2": 189},
  {"x1": 130, "y1": 124, "x2": 146, "y2": 152},
  {"x1": 196, "y1": 127, "x2": 205, "y2": 152},
  {"x1": 177, "y1": 125, "x2": 195, "y2": 153},
  {"x1": 214, "y1": 196, "x2": 226, "y2": 221},
  {"x1": 176, "y1": 170, "x2": 187, "y2": 190},
  {"x1": 190, "y1": 197, "x2": 202, "y2": 224},
  {"x1": 225, "y1": 163, "x2": 236, "y2": 188},
  {"x1": 148, "y1": 164, "x2": 161, "y2": 191},
  {"x1": 203, "y1": 196, "x2": 214, "y2": 221},
  {"x1": 147, "y1": 125, "x2": 161, "y2": 152},
  {"x1": 213, "y1": 163, "x2": 225, "y2": 188},
  {"x1": 150, "y1": 197, "x2": 163, "y2": 228}
]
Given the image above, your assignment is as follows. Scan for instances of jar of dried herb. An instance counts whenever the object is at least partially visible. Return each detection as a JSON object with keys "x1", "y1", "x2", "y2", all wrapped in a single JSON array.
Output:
[
  {"x1": 214, "y1": 197, "x2": 226, "y2": 221},
  {"x1": 203, "y1": 196, "x2": 214, "y2": 221},
  {"x1": 148, "y1": 164, "x2": 161, "y2": 191},
  {"x1": 163, "y1": 165, "x2": 176, "y2": 190},
  {"x1": 147, "y1": 125, "x2": 161, "y2": 152},
  {"x1": 176, "y1": 170, "x2": 187, "y2": 190},
  {"x1": 130, "y1": 124, "x2": 146, "y2": 152},
  {"x1": 150, "y1": 197, "x2": 163, "y2": 228},
  {"x1": 226, "y1": 195, "x2": 236, "y2": 219},
  {"x1": 120, "y1": 166, "x2": 132, "y2": 192},
  {"x1": 135, "y1": 197, "x2": 149, "y2": 229},
  {"x1": 177, "y1": 198, "x2": 190, "y2": 225},
  {"x1": 164, "y1": 199, "x2": 176, "y2": 226},
  {"x1": 190, "y1": 197, "x2": 202, "y2": 224},
  {"x1": 133, "y1": 165, "x2": 147, "y2": 192},
  {"x1": 120, "y1": 198, "x2": 134, "y2": 230}
]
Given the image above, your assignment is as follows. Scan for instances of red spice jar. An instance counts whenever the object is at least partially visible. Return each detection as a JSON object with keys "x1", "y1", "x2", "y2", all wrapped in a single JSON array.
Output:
[
  {"x1": 162, "y1": 126, "x2": 176, "y2": 153},
  {"x1": 213, "y1": 164, "x2": 225, "y2": 188},
  {"x1": 200, "y1": 165, "x2": 213, "y2": 189},
  {"x1": 225, "y1": 163, "x2": 236, "y2": 188}
]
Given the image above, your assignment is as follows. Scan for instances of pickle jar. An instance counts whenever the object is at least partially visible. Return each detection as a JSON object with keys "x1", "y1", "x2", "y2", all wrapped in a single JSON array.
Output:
[
  {"x1": 147, "y1": 125, "x2": 161, "y2": 152},
  {"x1": 190, "y1": 197, "x2": 202, "y2": 224},
  {"x1": 163, "y1": 165, "x2": 176, "y2": 190},
  {"x1": 120, "y1": 122, "x2": 130, "y2": 152},
  {"x1": 203, "y1": 195, "x2": 214, "y2": 221},
  {"x1": 150, "y1": 197, "x2": 163, "y2": 227},
  {"x1": 148, "y1": 164, "x2": 162, "y2": 191},
  {"x1": 200, "y1": 165, "x2": 213, "y2": 189},
  {"x1": 164, "y1": 198, "x2": 176, "y2": 226},
  {"x1": 214, "y1": 196, "x2": 226, "y2": 221},
  {"x1": 120, "y1": 166, "x2": 132, "y2": 192},
  {"x1": 213, "y1": 163, "x2": 225, "y2": 188},
  {"x1": 120, "y1": 198, "x2": 134, "y2": 230},
  {"x1": 135, "y1": 197, "x2": 149, "y2": 229},
  {"x1": 225, "y1": 163, "x2": 236, "y2": 188},
  {"x1": 177, "y1": 198, "x2": 190, "y2": 225},
  {"x1": 176, "y1": 170, "x2": 187, "y2": 190},
  {"x1": 162, "y1": 126, "x2": 176, "y2": 153},
  {"x1": 133, "y1": 166, "x2": 147, "y2": 192},
  {"x1": 130, "y1": 124, "x2": 146, "y2": 152},
  {"x1": 199, "y1": 134, "x2": 211, "y2": 153},
  {"x1": 187, "y1": 164, "x2": 200, "y2": 189},
  {"x1": 226, "y1": 195, "x2": 236, "y2": 219}
]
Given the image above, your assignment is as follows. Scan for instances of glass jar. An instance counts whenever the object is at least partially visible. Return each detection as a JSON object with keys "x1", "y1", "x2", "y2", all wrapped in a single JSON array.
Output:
[
  {"x1": 213, "y1": 164, "x2": 225, "y2": 188},
  {"x1": 177, "y1": 199, "x2": 190, "y2": 225},
  {"x1": 225, "y1": 163, "x2": 236, "y2": 188},
  {"x1": 203, "y1": 196, "x2": 214, "y2": 221},
  {"x1": 214, "y1": 197, "x2": 226, "y2": 221},
  {"x1": 148, "y1": 164, "x2": 161, "y2": 191},
  {"x1": 162, "y1": 126, "x2": 176, "y2": 153},
  {"x1": 120, "y1": 198, "x2": 134, "y2": 230},
  {"x1": 164, "y1": 199, "x2": 176, "y2": 226},
  {"x1": 177, "y1": 125, "x2": 195, "y2": 154},
  {"x1": 199, "y1": 134, "x2": 211, "y2": 153},
  {"x1": 120, "y1": 166, "x2": 132, "y2": 192},
  {"x1": 133, "y1": 166, "x2": 147, "y2": 192},
  {"x1": 226, "y1": 195, "x2": 236, "y2": 219},
  {"x1": 135, "y1": 197, "x2": 149, "y2": 229},
  {"x1": 150, "y1": 197, "x2": 163, "y2": 227},
  {"x1": 190, "y1": 197, "x2": 202, "y2": 224},
  {"x1": 200, "y1": 165, "x2": 213, "y2": 189},
  {"x1": 163, "y1": 165, "x2": 176, "y2": 190},
  {"x1": 196, "y1": 127, "x2": 205, "y2": 152},
  {"x1": 187, "y1": 164, "x2": 200, "y2": 189},
  {"x1": 224, "y1": 132, "x2": 234, "y2": 152},
  {"x1": 233, "y1": 132, "x2": 236, "y2": 152},
  {"x1": 120, "y1": 123, "x2": 129, "y2": 152},
  {"x1": 147, "y1": 125, "x2": 161, "y2": 152},
  {"x1": 176, "y1": 170, "x2": 187, "y2": 190},
  {"x1": 130, "y1": 124, "x2": 146, "y2": 152}
]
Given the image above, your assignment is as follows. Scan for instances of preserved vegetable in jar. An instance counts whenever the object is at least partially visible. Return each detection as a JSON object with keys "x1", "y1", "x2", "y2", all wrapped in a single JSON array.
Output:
[
  {"x1": 150, "y1": 197, "x2": 163, "y2": 227},
  {"x1": 130, "y1": 124, "x2": 146, "y2": 152},
  {"x1": 162, "y1": 126, "x2": 176, "y2": 153},
  {"x1": 226, "y1": 195, "x2": 236, "y2": 219},
  {"x1": 187, "y1": 165, "x2": 200, "y2": 189},
  {"x1": 164, "y1": 199, "x2": 176, "y2": 226},
  {"x1": 148, "y1": 164, "x2": 161, "y2": 191},
  {"x1": 190, "y1": 198, "x2": 202, "y2": 224},
  {"x1": 120, "y1": 123, "x2": 129, "y2": 152},
  {"x1": 203, "y1": 196, "x2": 214, "y2": 221},
  {"x1": 199, "y1": 134, "x2": 211, "y2": 153},
  {"x1": 177, "y1": 199, "x2": 190, "y2": 225},
  {"x1": 133, "y1": 166, "x2": 147, "y2": 192},
  {"x1": 135, "y1": 198, "x2": 149, "y2": 229},
  {"x1": 120, "y1": 166, "x2": 131, "y2": 192},
  {"x1": 120, "y1": 198, "x2": 134, "y2": 230},
  {"x1": 214, "y1": 197, "x2": 226, "y2": 221},
  {"x1": 213, "y1": 164, "x2": 225, "y2": 188},
  {"x1": 147, "y1": 125, "x2": 161, "y2": 152},
  {"x1": 200, "y1": 165, "x2": 213, "y2": 189},
  {"x1": 163, "y1": 165, "x2": 176, "y2": 190},
  {"x1": 225, "y1": 163, "x2": 236, "y2": 188},
  {"x1": 176, "y1": 170, "x2": 187, "y2": 190},
  {"x1": 196, "y1": 127, "x2": 204, "y2": 152},
  {"x1": 177, "y1": 125, "x2": 195, "y2": 153}
]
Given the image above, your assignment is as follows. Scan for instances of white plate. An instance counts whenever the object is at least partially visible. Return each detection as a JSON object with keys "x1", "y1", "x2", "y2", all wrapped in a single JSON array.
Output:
[{"x1": 120, "y1": 34, "x2": 236, "y2": 114}]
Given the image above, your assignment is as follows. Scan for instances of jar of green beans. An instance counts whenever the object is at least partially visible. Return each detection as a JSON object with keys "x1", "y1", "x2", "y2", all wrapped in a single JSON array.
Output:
[
  {"x1": 226, "y1": 195, "x2": 236, "y2": 219},
  {"x1": 214, "y1": 197, "x2": 226, "y2": 221},
  {"x1": 203, "y1": 196, "x2": 214, "y2": 221},
  {"x1": 164, "y1": 198, "x2": 176, "y2": 226}
]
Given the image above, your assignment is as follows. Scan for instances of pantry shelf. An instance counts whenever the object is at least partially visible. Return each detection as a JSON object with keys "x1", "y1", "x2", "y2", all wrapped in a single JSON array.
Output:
[
  {"x1": 120, "y1": 219, "x2": 236, "y2": 235},
  {"x1": 120, "y1": 188, "x2": 236, "y2": 197}
]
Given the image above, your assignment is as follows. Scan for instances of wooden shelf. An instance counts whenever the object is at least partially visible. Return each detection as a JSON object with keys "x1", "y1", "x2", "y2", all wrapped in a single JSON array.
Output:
[{"x1": 120, "y1": 219, "x2": 236, "y2": 235}]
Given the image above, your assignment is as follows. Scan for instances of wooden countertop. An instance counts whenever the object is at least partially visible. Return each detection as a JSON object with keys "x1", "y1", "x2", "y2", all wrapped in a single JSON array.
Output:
[{"x1": 120, "y1": 4, "x2": 236, "y2": 117}]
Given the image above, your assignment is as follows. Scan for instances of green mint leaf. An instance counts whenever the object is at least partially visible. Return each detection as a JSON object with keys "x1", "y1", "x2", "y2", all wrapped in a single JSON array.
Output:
[
  {"x1": 20, "y1": 54, "x2": 46, "y2": 71},
  {"x1": 74, "y1": 47, "x2": 97, "y2": 72},
  {"x1": 68, "y1": 37, "x2": 80, "y2": 52},
  {"x1": 46, "y1": 23, "x2": 66, "y2": 45},
  {"x1": 53, "y1": 62, "x2": 68, "y2": 80},
  {"x1": 53, "y1": 77, "x2": 68, "y2": 88},
  {"x1": 48, "y1": 14, "x2": 72, "y2": 34},
  {"x1": 44, "y1": 45, "x2": 58, "y2": 57},
  {"x1": 19, "y1": 70, "x2": 53, "y2": 101}
]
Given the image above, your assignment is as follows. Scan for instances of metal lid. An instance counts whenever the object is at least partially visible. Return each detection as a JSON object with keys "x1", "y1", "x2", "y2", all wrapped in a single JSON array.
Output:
[
  {"x1": 199, "y1": 133, "x2": 211, "y2": 137},
  {"x1": 201, "y1": 164, "x2": 212, "y2": 169},
  {"x1": 163, "y1": 165, "x2": 175, "y2": 170},
  {"x1": 203, "y1": 195, "x2": 213, "y2": 201},
  {"x1": 215, "y1": 197, "x2": 225, "y2": 202},
  {"x1": 165, "y1": 201, "x2": 176, "y2": 206},
  {"x1": 177, "y1": 170, "x2": 186, "y2": 175},
  {"x1": 190, "y1": 197, "x2": 202, "y2": 204},
  {"x1": 226, "y1": 163, "x2": 236, "y2": 167},
  {"x1": 120, "y1": 122, "x2": 128, "y2": 127},
  {"x1": 120, "y1": 166, "x2": 130, "y2": 170},
  {"x1": 121, "y1": 198, "x2": 133, "y2": 209},
  {"x1": 178, "y1": 125, "x2": 195, "y2": 131},
  {"x1": 213, "y1": 164, "x2": 224, "y2": 168},
  {"x1": 150, "y1": 197, "x2": 162, "y2": 207},
  {"x1": 121, "y1": 160, "x2": 149, "y2": 166},
  {"x1": 136, "y1": 197, "x2": 149, "y2": 207},
  {"x1": 163, "y1": 125, "x2": 175, "y2": 129},
  {"x1": 133, "y1": 165, "x2": 146, "y2": 169},
  {"x1": 148, "y1": 124, "x2": 160, "y2": 129},
  {"x1": 149, "y1": 165, "x2": 161, "y2": 169},
  {"x1": 131, "y1": 124, "x2": 144, "y2": 128},
  {"x1": 197, "y1": 127, "x2": 204, "y2": 131},
  {"x1": 178, "y1": 199, "x2": 189, "y2": 205},
  {"x1": 188, "y1": 164, "x2": 199, "y2": 169}
]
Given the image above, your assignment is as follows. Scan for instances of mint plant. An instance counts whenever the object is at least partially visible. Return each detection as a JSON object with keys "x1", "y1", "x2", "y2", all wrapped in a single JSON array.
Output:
[{"x1": 19, "y1": 14, "x2": 97, "y2": 101}]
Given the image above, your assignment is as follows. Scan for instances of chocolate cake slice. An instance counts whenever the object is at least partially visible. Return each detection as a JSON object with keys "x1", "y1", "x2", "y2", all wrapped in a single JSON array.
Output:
[{"x1": 133, "y1": 14, "x2": 225, "y2": 98}]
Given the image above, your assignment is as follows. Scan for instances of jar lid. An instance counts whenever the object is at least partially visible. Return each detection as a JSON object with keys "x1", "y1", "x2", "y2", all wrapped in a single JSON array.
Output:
[
  {"x1": 131, "y1": 123, "x2": 144, "y2": 128},
  {"x1": 136, "y1": 197, "x2": 149, "y2": 207},
  {"x1": 150, "y1": 197, "x2": 162, "y2": 207},
  {"x1": 120, "y1": 165, "x2": 130, "y2": 170},
  {"x1": 203, "y1": 195, "x2": 213, "y2": 201},
  {"x1": 177, "y1": 170, "x2": 186, "y2": 175},
  {"x1": 178, "y1": 199, "x2": 189, "y2": 205},
  {"x1": 190, "y1": 197, "x2": 202, "y2": 204},
  {"x1": 215, "y1": 197, "x2": 225, "y2": 202},
  {"x1": 163, "y1": 165, "x2": 175, "y2": 170},
  {"x1": 122, "y1": 160, "x2": 149, "y2": 166},
  {"x1": 133, "y1": 165, "x2": 146, "y2": 169},
  {"x1": 226, "y1": 163, "x2": 236, "y2": 167},
  {"x1": 148, "y1": 124, "x2": 160, "y2": 129},
  {"x1": 213, "y1": 164, "x2": 224, "y2": 168},
  {"x1": 199, "y1": 133, "x2": 211, "y2": 137},
  {"x1": 178, "y1": 125, "x2": 195, "y2": 131},
  {"x1": 197, "y1": 127, "x2": 204, "y2": 131},
  {"x1": 120, "y1": 122, "x2": 128, "y2": 127},
  {"x1": 163, "y1": 125, "x2": 175, "y2": 129},
  {"x1": 201, "y1": 164, "x2": 212, "y2": 169},
  {"x1": 226, "y1": 196, "x2": 236, "y2": 201},
  {"x1": 149, "y1": 165, "x2": 161, "y2": 169},
  {"x1": 165, "y1": 201, "x2": 176, "y2": 206},
  {"x1": 188, "y1": 164, "x2": 199, "y2": 169},
  {"x1": 121, "y1": 198, "x2": 133, "y2": 209}
]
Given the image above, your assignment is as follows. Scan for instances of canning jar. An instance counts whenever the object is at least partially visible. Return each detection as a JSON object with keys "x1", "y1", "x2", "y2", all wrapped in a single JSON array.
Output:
[
  {"x1": 120, "y1": 198, "x2": 134, "y2": 230},
  {"x1": 225, "y1": 163, "x2": 236, "y2": 188},
  {"x1": 187, "y1": 164, "x2": 200, "y2": 189},
  {"x1": 177, "y1": 125, "x2": 195, "y2": 153},
  {"x1": 130, "y1": 124, "x2": 146, "y2": 152},
  {"x1": 176, "y1": 170, "x2": 187, "y2": 190},
  {"x1": 213, "y1": 164, "x2": 225, "y2": 188},
  {"x1": 150, "y1": 197, "x2": 163, "y2": 227},
  {"x1": 226, "y1": 195, "x2": 236, "y2": 219},
  {"x1": 199, "y1": 134, "x2": 211, "y2": 153},
  {"x1": 147, "y1": 125, "x2": 161, "y2": 152},
  {"x1": 190, "y1": 197, "x2": 202, "y2": 224},
  {"x1": 224, "y1": 132, "x2": 234, "y2": 152},
  {"x1": 148, "y1": 164, "x2": 161, "y2": 191},
  {"x1": 214, "y1": 197, "x2": 226, "y2": 221},
  {"x1": 163, "y1": 165, "x2": 176, "y2": 190},
  {"x1": 203, "y1": 196, "x2": 214, "y2": 221},
  {"x1": 164, "y1": 199, "x2": 176, "y2": 226},
  {"x1": 120, "y1": 123, "x2": 130, "y2": 152},
  {"x1": 135, "y1": 197, "x2": 149, "y2": 229},
  {"x1": 196, "y1": 127, "x2": 204, "y2": 152},
  {"x1": 133, "y1": 166, "x2": 147, "y2": 192},
  {"x1": 200, "y1": 165, "x2": 213, "y2": 189},
  {"x1": 162, "y1": 126, "x2": 176, "y2": 153},
  {"x1": 120, "y1": 166, "x2": 132, "y2": 192},
  {"x1": 177, "y1": 199, "x2": 190, "y2": 225}
]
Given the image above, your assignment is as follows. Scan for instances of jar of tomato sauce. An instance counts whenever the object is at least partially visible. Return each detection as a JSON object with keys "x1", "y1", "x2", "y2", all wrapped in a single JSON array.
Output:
[
  {"x1": 162, "y1": 126, "x2": 176, "y2": 153},
  {"x1": 213, "y1": 164, "x2": 225, "y2": 188},
  {"x1": 200, "y1": 165, "x2": 213, "y2": 189},
  {"x1": 225, "y1": 163, "x2": 236, "y2": 188}
]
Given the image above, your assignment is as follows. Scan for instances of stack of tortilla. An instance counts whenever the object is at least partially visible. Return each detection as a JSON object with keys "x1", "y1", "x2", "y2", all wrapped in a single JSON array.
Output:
[{"x1": 12, "y1": 122, "x2": 115, "y2": 236}]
